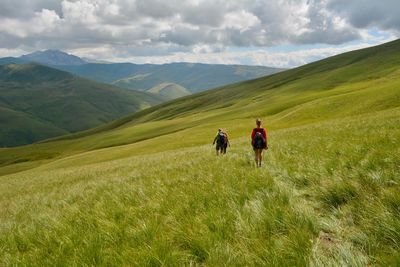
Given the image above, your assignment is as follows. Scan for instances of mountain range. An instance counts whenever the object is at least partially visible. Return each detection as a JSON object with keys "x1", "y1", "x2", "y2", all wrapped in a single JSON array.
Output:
[
  {"x1": 20, "y1": 50, "x2": 87, "y2": 65},
  {"x1": 0, "y1": 50, "x2": 284, "y2": 100}
]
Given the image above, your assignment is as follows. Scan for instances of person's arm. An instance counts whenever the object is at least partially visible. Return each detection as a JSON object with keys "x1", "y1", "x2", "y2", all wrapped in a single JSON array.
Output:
[
  {"x1": 212, "y1": 134, "x2": 217, "y2": 145},
  {"x1": 251, "y1": 129, "x2": 255, "y2": 145}
]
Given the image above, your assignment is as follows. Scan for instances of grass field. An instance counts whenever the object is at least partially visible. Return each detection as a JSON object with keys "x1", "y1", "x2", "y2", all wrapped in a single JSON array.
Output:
[
  {"x1": 0, "y1": 40, "x2": 399, "y2": 265},
  {"x1": 0, "y1": 108, "x2": 399, "y2": 265}
]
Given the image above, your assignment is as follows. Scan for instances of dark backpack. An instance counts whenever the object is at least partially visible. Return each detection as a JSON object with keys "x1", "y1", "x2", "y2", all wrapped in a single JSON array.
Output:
[
  {"x1": 253, "y1": 129, "x2": 265, "y2": 148},
  {"x1": 217, "y1": 133, "x2": 226, "y2": 145}
]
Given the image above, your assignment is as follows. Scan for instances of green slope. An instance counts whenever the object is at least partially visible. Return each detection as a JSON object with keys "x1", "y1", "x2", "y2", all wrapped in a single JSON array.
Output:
[
  {"x1": 58, "y1": 62, "x2": 284, "y2": 93},
  {"x1": 0, "y1": 105, "x2": 399, "y2": 266},
  {"x1": 0, "y1": 40, "x2": 399, "y2": 265},
  {"x1": 0, "y1": 64, "x2": 162, "y2": 147},
  {"x1": 147, "y1": 82, "x2": 192, "y2": 100},
  {"x1": 0, "y1": 106, "x2": 68, "y2": 147}
]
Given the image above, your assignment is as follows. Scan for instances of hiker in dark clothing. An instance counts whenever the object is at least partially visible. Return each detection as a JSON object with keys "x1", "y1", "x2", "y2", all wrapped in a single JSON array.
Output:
[
  {"x1": 251, "y1": 118, "x2": 268, "y2": 167},
  {"x1": 213, "y1": 129, "x2": 229, "y2": 155}
]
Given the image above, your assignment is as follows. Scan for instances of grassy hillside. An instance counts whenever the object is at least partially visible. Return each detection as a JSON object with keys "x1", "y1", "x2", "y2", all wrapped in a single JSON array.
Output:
[
  {"x1": 0, "y1": 106, "x2": 68, "y2": 147},
  {"x1": 0, "y1": 64, "x2": 162, "y2": 147},
  {"x1": 58, "y1": 62, "x2": 284, "y2": 93},
  {"x1": 147, "y1": 83, "x2": 192, "y2": 100},
  {"x1": 0, "y1": 40, "x2": 399, "y2": 265},
  {"x1": 0, "y1": 108, "x2": 398, "y2": 266},
  {"x1": 114, "y1": 78, "x2": 191, "y2": 100}
]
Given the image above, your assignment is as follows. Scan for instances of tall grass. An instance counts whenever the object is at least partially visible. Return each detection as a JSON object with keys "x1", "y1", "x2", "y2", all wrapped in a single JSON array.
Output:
[{"x1": 0, "y1": 108, "x2": 398, "y2": 266}]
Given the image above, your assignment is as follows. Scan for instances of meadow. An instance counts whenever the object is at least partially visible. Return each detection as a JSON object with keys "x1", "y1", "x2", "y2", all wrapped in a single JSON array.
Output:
[
  {"x1": 0, "y1": 40, "x2": 399, "y2": 266},
  {"x1": 0, "y1": 107, "x2": 399, "y2": 266}
]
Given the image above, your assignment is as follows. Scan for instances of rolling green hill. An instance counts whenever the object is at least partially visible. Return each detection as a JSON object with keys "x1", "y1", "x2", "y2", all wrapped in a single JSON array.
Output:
[
  {"x1": 147, "y1": 83, "x2": 192, "y2": 100},
  {"x1": 0, "y1": 106, "x2": 68, "y2": 147},
  {"x1": 0, "y1": 64, "x2": 162, "y2": 147},
  {"x1": 58, "y1": 62, "x2": 284, "y2": 95},
  {"x1": 0, "y1": 40, "x2": 399, "y2": 265}
]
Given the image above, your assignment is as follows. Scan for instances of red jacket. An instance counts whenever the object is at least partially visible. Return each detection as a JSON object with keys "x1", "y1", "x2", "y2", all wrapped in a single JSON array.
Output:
[{"x1": 251, "y1": 127, "x2": 267, "y2": 147}]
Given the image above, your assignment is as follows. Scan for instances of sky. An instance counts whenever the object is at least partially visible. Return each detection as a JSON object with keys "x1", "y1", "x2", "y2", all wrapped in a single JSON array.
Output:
[{"x1": 0, "y1": 0, "x2": 399, "y2": 68}]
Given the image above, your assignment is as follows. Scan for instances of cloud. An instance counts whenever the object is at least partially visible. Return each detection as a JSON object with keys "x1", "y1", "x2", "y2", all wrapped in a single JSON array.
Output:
[
  {"x1": 327, "y1": 0, "x2": 400, "y2": 33},
  {"x1": 0, "y1": 8, "x2": 61, "y2": 38},
  {"x1": 223, "y1": 10, "x2": 261, "y2": 32},
  {"x1": 0, "y1": 0, "x2": 398, "y2": 66},
  {"x1": 0, "y1": 0, "x2": 63, "y2": 18}
]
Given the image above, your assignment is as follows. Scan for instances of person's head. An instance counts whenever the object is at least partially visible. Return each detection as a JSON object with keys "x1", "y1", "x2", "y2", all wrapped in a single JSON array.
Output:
[
  {"x1": 218, "y1": 128, "x2": 222, "y2": 132},
  {"x1": 256, "y1": 118, "x2": 262, "y2": 127}
]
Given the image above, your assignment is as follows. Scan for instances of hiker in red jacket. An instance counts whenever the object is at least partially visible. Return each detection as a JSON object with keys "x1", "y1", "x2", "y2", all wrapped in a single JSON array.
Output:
[{"x1": 251, "y1": 118, "x2": 268, "y2": 167}]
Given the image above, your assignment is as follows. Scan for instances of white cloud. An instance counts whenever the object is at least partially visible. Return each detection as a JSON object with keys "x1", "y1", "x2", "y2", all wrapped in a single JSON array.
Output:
[
  {"x1": 0, "y1": 8, "x2": 60, "y2": 38},
  {"x1": 0, "y1": 0, "x2": 365, "y2": 48},
  {"x1": 327, "y1": 0, "x2": 400, "y2": 33},
  {"x1": 222, "y1": 10, "x2": 260, "y2": 32},
  {"x1": 0, "y1": 0, "x2": 398, "y2": 66},
  {"x1": 61, "y1": 0, "x2": 99, "y2": 25}
]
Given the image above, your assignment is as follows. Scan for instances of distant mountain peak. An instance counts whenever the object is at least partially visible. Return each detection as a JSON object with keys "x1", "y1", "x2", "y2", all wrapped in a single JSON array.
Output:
[{"x1": 20, "y1": 49, "x2": 87, "y2": 66}]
